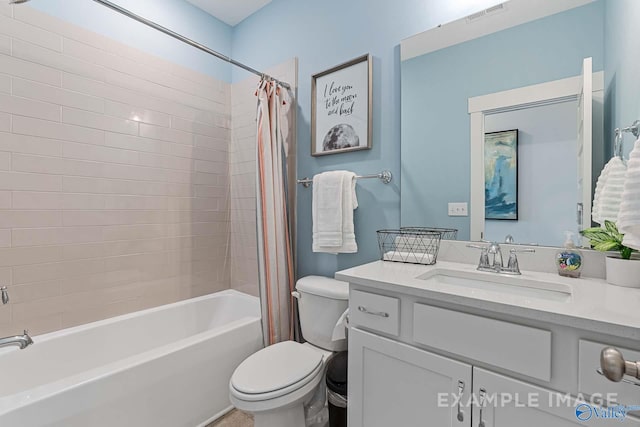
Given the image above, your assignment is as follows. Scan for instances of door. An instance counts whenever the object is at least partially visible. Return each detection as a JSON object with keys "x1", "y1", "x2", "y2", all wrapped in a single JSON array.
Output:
[
  {"x1": 577, "y1": 57, "x2": 593, "y2": 237},
  {"x1": 472, "y1": 367, "x2": 640, "y2": 427},
  {"x1": 349, "y1": 328, "x2": 472, "y2": 427}
]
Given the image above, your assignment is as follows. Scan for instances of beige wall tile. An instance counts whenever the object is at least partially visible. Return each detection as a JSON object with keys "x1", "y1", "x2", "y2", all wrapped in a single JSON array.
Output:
[
  {"x1": 0, "y1": 14, "x2": 62, "y2": 52},
  {"x1": 0, "y1": 171, "x2": 62, "y2": 191},
  {"x1": 12, "y1": 39, "x2": 105, "y2": 82},
  {"x1": 0, "y1": 113, "x2": 9, "y2": 132},
  {"x1": 0, "y1": 92, "x2": 61, "y2": 122},
  {"x1": 63, "y1": 106, "x2": 138, "y2": 135},
  {"x1": 0, "y1": 245, "x2": 63, "y2": 267},
  {"x1": 0, "y1": 133, "x2": 63, "y2": 157},
  {"x1": 0, "y1": 191, "x2": 10, "y2": 208},
  {"x1": 12, "y1": 226, "x2": 103, "y2": 247},
  {"x1": 0, "y1": 74, "x2": 9, "y2": 94},
  {"x1": 12, "y1": 153, "x2": 103, "y2": 177},
  {"x1": 104, "y1": 100, "x2": 171, "y2": 128},
  {"x1": 0, "y1": 34, "x2": 10, "y2": 56},
  {"x1": 0, "y1": 53, "x2": 62, "y2": 87},
  {"x1": 13, "y1": 77, "x2": 104, "y2": 113},
  {"x1": 13, "y1": 115, "x2": 105, "y2": 145},
  {"x1": 12, "y1": 191, "x2": 62, "y2": 210},
  {"x1": 62, "y1": 141, "x2": 139, "y2": 166},
  {"x1": 139, "y1": 123, "x2": 194, "y2": 145}
]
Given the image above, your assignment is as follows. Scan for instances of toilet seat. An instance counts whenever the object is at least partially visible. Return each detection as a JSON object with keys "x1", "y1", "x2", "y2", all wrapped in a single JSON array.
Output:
[{"x1": 230, "y1": 341, "x2": 325, "y2": 402}]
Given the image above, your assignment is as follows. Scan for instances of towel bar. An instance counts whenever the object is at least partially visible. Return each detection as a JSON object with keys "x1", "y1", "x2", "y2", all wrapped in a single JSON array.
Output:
[{"x1": 296, "y1": 170, "x2": 392, "y2": 188}]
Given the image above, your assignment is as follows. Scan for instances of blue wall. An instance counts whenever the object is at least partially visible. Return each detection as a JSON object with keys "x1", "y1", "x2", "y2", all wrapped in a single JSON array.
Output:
[
  {"x1": 232, "y1": 0, "x2": 503, "y2": 278},
  {"x1": 401, "y1": 1, "x2": 604, "y2": 240},
  {"x1": 27, "y1": 0, "x2": 233, "y2": 81},
  {"x1": 604, "y1": 0, "x2": 640, "y2": 158}
]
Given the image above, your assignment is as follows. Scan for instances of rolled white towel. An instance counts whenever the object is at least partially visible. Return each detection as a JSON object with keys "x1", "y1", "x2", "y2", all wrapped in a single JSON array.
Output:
[
  {"x1": 383, "y1": 251, "x2": 435, "y2": 264},
  {"x1": 619, "y1": 138, "x2": 640, "y2": 250}
]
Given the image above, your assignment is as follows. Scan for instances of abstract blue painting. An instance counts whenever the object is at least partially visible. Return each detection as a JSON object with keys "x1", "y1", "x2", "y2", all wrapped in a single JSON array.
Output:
[{"x1": 485, "y1": 130, "x2": 518, "y2": 220}]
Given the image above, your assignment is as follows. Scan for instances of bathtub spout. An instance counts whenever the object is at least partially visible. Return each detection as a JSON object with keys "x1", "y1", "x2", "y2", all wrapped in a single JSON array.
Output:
[{"x1": 0, "y1": 330, "x2": 33, "y2": 349}]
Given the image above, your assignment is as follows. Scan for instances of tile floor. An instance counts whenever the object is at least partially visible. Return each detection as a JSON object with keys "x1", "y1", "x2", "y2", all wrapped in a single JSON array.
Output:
[{"x1": 208, "y1": 409, "x2": 254, "y2": 427}]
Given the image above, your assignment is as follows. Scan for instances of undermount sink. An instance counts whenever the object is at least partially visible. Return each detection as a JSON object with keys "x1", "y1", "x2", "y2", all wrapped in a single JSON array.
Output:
[{"x1": 416, "y1": 269, "x2": 573, "y2": 302}]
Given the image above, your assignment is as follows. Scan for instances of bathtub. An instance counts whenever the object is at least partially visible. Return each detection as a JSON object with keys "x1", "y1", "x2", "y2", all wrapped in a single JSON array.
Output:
[{"x1": 0, "y1": 289, "x2": 263, "y2": 427}]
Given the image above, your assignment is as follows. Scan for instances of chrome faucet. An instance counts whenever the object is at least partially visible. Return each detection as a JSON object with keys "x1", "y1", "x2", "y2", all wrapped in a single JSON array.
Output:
[
  {"x1": 0, "y1": 330, "x2": 34, "y2": 350},
  {"x1": 468, "y1": 242, "x2": 535, "y2": 275},
  {"x1": 0, "y1": 287, "x2": 34, "y2": 349}
]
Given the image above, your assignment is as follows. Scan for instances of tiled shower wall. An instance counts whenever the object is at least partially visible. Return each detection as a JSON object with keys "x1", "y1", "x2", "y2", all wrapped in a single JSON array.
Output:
[
  {"x1": 0, "y1": 5, "x2": 232, "y2": 336},
  {"x1": 229, "y1": 61, "x2": 297, "y2": 297}
]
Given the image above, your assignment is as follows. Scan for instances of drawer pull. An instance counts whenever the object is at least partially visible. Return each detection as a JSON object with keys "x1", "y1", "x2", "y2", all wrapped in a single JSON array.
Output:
[
  {"x1": 478, "y1": 388, "x2": 487, "y2": 427},
  {"x1": 456, "y1": 380, "x2": 465, "y2": 422},
  {"x1": 357, "y1": 306, "x2": 389, "y2": 318}
]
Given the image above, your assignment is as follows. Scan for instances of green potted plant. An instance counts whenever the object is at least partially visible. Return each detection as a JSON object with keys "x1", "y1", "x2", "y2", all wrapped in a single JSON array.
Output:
[{"x1": 581, "y1": 220, "x2": 640, "y2": 287}]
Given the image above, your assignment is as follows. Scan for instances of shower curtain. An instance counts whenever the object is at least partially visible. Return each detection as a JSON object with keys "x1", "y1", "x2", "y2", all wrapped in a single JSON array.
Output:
[{"x1": 255, "y1": 79, "x2": 295, "y2": 346}]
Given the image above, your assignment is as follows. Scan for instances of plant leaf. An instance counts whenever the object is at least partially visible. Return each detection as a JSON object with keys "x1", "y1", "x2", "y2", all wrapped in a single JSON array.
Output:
[
  {"x1": 581, "y1": 230, "x2": 614, "y2": 244},
  {"x1": 604, "y1": 220, "x2": 624, "y2": 242},
  {"x1": 604, "y1": 220, "x2": 618, "y2": 234},
  {"x1": 594, "y1": 241, "x2": 621, "y2": 252}
]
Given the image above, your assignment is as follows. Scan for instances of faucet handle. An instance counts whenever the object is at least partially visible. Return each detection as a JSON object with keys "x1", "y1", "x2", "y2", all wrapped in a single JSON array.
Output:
[
  {"x1": 467, "y1": 244, "x2": 491, "y2": 269},
  {"x1": 1, "y1": 286, "x2": 8, "y2": 305},
  {"x1": 505, "y1": 248, "x2": 535, "y2": 274}
]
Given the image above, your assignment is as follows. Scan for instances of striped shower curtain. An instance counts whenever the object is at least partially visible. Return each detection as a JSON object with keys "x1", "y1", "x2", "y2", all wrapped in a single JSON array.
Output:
[{"x1": 255, "y1": 79, "x2": 295, "y2": 346}]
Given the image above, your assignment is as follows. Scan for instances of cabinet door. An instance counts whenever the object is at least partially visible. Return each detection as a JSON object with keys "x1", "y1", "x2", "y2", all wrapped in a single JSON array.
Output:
[
  {"x1": 349, "y1": 328, "x2": 472, "y2": 427},
  {"x1": 472, "y1": 367, "x2": 640, "y2": 427}
]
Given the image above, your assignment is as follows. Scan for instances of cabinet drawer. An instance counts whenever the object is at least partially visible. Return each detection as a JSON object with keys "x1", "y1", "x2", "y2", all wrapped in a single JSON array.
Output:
[
  {"x1": 579, "y1": 340, "x2": 640, "y2": 406},
  {"x1": 350, "y1": 290, "x2": 400, "y2": 336},
  {"x1": 413, "y1": 303, "x2": 551, "y2": 381}
]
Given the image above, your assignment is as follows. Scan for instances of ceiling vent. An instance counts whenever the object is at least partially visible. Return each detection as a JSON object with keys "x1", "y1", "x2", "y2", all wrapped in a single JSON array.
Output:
[{"x1": 467, "y1": 2, "x2": 507, "y2": 23}]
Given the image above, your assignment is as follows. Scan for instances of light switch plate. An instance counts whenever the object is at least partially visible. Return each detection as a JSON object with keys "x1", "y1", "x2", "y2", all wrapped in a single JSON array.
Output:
[{"x1": 448, "y1": 202, "x2": 468, "y2": 217}]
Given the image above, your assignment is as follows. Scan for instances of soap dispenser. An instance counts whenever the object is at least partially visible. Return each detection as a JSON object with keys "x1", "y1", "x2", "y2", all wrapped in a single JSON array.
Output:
[{"x1": 556, "y1": 231, "x2": 583, "y2": 278}]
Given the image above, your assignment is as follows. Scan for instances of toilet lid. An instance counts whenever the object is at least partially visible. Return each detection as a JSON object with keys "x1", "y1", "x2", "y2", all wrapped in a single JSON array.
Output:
[{"x1": 231, "y1": 341, "x2": 324, "y2": 395}]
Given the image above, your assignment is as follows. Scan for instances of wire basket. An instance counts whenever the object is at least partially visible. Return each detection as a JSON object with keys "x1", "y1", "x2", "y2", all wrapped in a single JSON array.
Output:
[
  {"x1": 377, "y1": 229, "x2": 444, "y2": 265},
  {"x1": 401, "y1": 227, "x2": 458, "y2": 241}
]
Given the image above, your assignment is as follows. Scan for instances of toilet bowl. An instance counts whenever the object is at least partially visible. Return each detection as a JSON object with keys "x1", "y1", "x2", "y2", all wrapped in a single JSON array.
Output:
[{"x1": 228, "y1": 276, "x2": 349, "y2": 427}]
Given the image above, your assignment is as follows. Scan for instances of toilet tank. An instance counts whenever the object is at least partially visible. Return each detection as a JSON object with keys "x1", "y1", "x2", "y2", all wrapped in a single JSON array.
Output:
[{"x1": 295, "y1": 276, "x2": 349, "y2": 352}]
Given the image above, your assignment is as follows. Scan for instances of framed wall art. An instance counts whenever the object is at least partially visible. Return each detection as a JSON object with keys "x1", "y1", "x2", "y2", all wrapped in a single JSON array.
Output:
[
  {"x1": 485, "y1": 129, "x2": 519, "y2": 220},
  {"x1": 311, "y1": 54, "x2": 372, "y2": 156}
]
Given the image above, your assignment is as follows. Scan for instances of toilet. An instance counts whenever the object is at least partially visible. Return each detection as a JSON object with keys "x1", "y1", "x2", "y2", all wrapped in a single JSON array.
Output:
[{"x1": 229, "y1": 276, "x2": 349, "y2": 427}]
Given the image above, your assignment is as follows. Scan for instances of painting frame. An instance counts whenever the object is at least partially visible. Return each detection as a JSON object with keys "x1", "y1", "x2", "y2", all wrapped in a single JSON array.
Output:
[
  {"x1": 484, "y1": 129, "x2": 519, "y2": 221},
  {"x1": 311, "y1": 54, "x2": 372, "y2": 156}
]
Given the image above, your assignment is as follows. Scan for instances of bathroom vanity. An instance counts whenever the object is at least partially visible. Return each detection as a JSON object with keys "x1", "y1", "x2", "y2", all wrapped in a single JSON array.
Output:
[{"x1": 337, "y1": 259, "x2": 640, "y2": 426}]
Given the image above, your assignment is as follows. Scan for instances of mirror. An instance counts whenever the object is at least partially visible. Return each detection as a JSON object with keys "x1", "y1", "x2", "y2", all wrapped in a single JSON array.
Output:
[{"x1": 400, "y1": 0, "x2": 614, "y2": 247}]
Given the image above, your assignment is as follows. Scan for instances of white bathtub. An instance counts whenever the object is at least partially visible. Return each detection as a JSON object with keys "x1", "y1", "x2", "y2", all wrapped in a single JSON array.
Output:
[{"x1": 0, "y1": 290, "x2": 263, "y2": 427}]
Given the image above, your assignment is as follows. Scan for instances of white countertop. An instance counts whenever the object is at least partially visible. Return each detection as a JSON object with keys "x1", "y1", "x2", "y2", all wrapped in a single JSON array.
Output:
[{"x1": 336, "y1": 260, "x2": 640, "y2": 340}]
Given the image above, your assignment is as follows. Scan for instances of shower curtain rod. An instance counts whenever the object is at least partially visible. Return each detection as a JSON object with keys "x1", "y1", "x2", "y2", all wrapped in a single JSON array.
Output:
[{"x1": 82, "y1": 0, "x2": 292, "y2": 90}]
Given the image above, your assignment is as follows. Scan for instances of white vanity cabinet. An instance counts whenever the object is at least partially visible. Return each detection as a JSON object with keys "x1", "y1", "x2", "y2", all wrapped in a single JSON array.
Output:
[
  {"x1": 345, "y1": 282, "x2": 640, "y2": 427},
  {"x1": 349, "y1": 327, "x2": 472, "y2": 427}
]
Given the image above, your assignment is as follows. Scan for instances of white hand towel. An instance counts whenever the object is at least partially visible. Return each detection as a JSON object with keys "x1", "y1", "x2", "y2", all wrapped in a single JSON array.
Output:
[
  {"x1": 312, "y1": 171, "x2": 358, "y2": 253},
  {"x1": 597, "y1": 157, "x2": 627, "y2": 224},
  {"x1": 618, "y1": 138, "x2": 640, "y2": 250}
]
